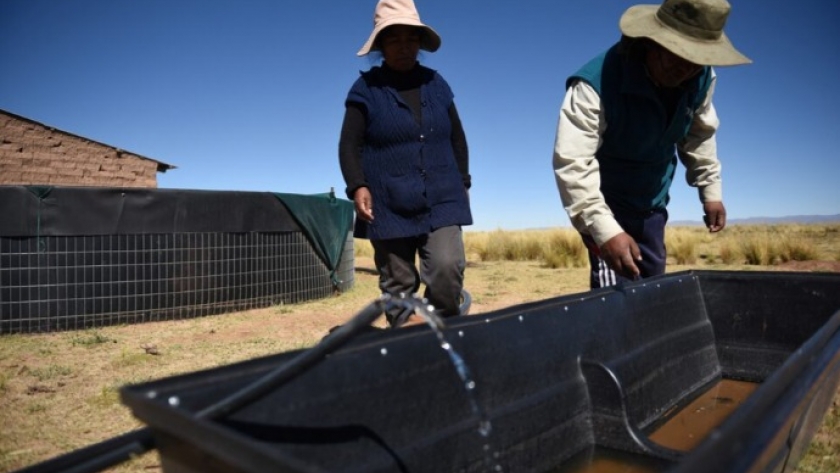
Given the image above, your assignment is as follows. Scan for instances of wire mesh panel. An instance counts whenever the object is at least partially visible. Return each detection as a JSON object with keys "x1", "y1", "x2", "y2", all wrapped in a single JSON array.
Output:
[{"x1": 0, "y1": 231, "x2": 355, "y2": 334}]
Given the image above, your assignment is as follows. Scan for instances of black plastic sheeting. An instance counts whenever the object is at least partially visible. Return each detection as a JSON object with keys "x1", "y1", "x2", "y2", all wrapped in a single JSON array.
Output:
[
  {"x1": 0, "y1": 186, "x2": 302, "y2": 236},
  {"x1": 0, "y1": 185, "x2": 354, "y2": 275},
  {"x1": 111, "y1": 270, "x2": 840, "y2": 473}
]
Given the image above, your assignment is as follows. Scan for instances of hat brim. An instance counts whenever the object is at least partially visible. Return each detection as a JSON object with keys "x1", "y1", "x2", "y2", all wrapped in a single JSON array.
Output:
[
  {"x1": 357, "y1": 18, "x2": 441, "y2": 57},
  {"x1": 619, "y1": 5, "x2": 751, "y2": 66}
]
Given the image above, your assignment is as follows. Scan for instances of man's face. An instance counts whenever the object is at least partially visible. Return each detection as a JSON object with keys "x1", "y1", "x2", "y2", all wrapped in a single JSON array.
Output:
[{"x1": 645, "y1": 43, "x2": 704, "y2": 88}]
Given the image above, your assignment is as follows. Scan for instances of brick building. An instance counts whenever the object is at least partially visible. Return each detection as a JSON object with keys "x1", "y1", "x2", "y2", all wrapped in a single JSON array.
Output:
[{"x1": 0, "y1": 108, "x2": 175, "y2": 188}]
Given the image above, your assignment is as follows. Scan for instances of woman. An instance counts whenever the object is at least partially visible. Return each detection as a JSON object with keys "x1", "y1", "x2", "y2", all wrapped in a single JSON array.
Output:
[{"x1": 339, "y1": 0, "x2": 472, "y2": 326}]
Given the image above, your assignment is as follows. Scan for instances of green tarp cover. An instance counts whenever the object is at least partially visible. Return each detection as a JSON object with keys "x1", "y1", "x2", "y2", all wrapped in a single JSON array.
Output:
[{"x1": 273, "y1": 192, "x2": 354, "y2": 285}]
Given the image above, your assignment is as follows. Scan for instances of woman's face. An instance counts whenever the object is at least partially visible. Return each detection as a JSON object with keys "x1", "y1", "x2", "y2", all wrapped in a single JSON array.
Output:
[
  {"x1": 379, "y1": 25, "x2": 421, "y2": 71},
  {"x1": 644, "y1": 43, "x2": 703, "y2": 88}
]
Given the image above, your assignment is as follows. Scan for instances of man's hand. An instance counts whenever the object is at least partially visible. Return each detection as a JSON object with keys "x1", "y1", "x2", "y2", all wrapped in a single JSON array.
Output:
[
  {"x1": 600, "y1": 232, "x2": 642, "y2": 280},
  {"x1": 703, "y1": 201, "x2": 726, "y2": 233},
  {"x1": 354, "y1": 187, "x2": 374, "y2": 223}
]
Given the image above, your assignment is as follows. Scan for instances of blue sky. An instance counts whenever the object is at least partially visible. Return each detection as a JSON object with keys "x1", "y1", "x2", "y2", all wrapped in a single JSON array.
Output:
[{"x1": 2, "y1": 0, "x2": 838, "y2": 231}]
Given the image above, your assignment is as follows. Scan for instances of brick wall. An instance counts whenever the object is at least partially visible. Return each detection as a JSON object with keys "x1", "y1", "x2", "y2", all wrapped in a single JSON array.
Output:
[{"x1": 0, "y1": 111, "x2": 163, "y2": 188}]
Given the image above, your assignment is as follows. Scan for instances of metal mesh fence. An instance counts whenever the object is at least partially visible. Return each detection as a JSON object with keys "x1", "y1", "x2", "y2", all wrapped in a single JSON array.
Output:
[{"x1": 0, "y1": 231, "x2": 355, "y2": 334}]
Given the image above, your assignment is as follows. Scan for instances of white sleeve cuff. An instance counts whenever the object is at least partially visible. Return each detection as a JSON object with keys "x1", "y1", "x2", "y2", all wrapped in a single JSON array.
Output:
[
  {"x1": 699, "y1": 181, "x2": 723, "y2": 203},
  {"x1": 589, "y1": 216, "x2": 625, "y2": 248}
]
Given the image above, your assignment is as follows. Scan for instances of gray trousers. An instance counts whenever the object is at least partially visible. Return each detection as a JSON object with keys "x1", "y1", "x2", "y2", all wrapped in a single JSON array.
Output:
[{"x1": 372, "y1": 225, "x2": 466, "y2": 320}]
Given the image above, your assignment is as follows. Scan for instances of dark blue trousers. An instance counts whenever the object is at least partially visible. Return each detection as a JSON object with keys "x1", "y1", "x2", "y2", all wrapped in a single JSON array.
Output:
[{"x1": 581, "y1": 208, "x2": 668, "y2": 289}]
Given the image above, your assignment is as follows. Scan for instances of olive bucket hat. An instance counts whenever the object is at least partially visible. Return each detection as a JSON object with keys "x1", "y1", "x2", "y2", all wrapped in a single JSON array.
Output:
[
  {"x1": 620, "y1": 0, "x2": 751, "y2": 66},
  {"x1": 357, "y1": 0, "x2": 441, "y2": 57}
]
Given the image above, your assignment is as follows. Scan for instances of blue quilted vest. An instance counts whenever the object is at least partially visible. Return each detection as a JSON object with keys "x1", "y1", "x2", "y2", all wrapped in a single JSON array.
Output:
[
  {"x1": 347, "y1": 65, "x2": 472, "y2": 240},
  {"x1": 568, "y1": 43, "x2": 713, "y2": 213}
]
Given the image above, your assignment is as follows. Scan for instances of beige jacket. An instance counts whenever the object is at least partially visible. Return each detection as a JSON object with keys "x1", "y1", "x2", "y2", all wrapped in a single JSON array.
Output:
[{"x1": 552, "y1": 71, "x2": 722, "y2": 247}]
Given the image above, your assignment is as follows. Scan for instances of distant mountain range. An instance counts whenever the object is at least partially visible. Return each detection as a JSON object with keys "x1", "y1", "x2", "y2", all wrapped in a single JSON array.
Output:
[{"x1": 671, "y1": 214, "x2": 840, "y2": 226}]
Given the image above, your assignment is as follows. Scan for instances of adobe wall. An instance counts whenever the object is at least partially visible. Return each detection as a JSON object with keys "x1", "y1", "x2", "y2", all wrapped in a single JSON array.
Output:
[{"x1": 0, "y1": 111, "x2": 159, "y2": 188}]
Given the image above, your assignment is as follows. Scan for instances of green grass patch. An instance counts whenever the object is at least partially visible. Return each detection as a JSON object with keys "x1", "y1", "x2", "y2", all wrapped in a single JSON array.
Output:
[
  {"x1": 29, "y1": 365, "x2": 72, "y2": 382},
  {"x1": 71, "y1": 331, "x2": 115, "y2": 347}
]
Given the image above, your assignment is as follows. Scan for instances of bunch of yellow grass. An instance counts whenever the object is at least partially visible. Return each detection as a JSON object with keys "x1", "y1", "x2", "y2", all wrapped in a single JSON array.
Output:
[{"x1": 352, "y1": 223, "x2": 838, "y2": 269}]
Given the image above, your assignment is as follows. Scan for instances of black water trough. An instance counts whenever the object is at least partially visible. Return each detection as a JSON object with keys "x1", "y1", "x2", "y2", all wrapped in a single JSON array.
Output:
[{"x1": 18, "y1": 270, "x2": 840, "y2": 473}]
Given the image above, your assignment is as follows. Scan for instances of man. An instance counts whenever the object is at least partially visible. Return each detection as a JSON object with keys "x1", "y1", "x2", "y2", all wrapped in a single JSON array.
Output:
[{"x1": 552, "y1": 0, "x2": 750, "y2": 288}]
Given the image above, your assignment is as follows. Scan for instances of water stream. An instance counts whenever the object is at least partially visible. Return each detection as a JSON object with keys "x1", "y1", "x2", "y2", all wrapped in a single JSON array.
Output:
[{"x1": 396, "y1": 294, "x2": 503, "y2": 472}]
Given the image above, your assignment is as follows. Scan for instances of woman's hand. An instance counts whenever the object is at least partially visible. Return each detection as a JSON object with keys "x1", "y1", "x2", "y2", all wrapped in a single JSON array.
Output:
[{"x1": 354, "y1": 187, "x2": 374, "y2": 223}]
